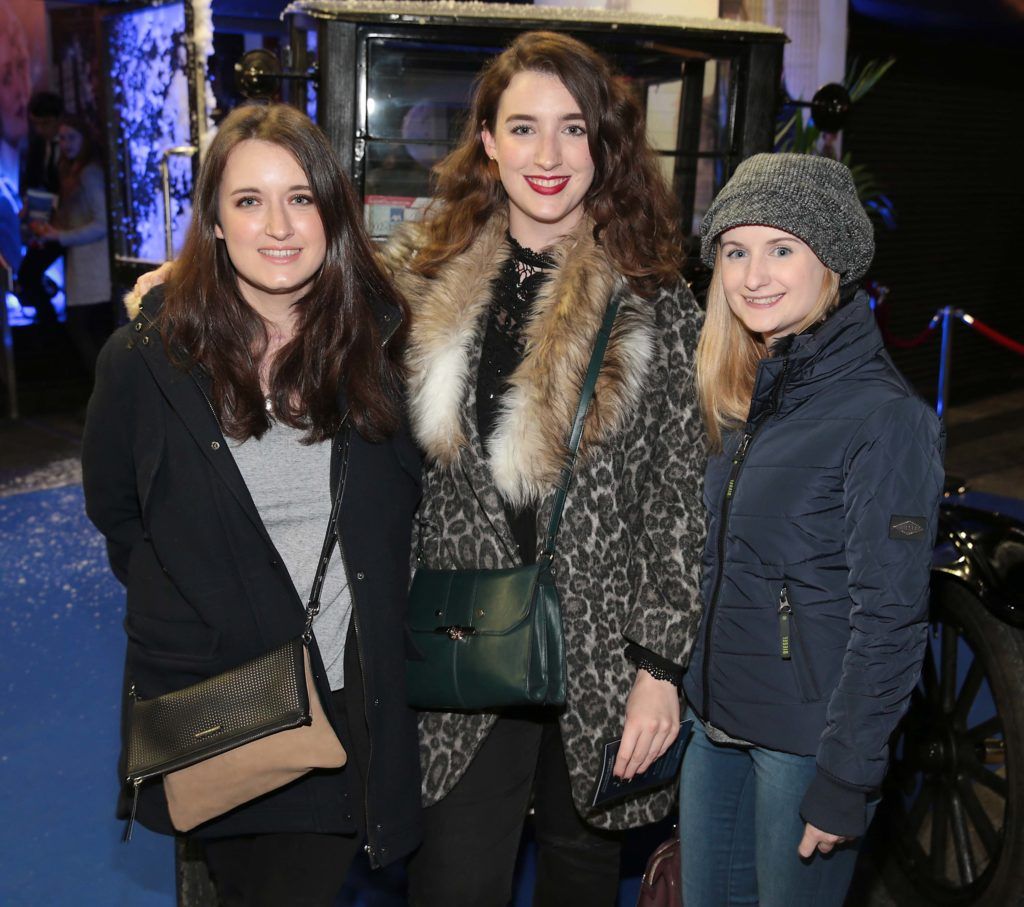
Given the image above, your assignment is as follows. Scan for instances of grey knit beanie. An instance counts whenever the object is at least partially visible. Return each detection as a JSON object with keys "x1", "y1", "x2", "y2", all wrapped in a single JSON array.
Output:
[{"x1": 699, "y1": 153, "x2": 874, "y2": 285}]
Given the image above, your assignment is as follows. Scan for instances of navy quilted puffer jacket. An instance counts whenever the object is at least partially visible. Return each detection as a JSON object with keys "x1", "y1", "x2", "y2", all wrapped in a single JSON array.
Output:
[{"x1": 683, "y1": 293, "x2": 944, "y2": 837}]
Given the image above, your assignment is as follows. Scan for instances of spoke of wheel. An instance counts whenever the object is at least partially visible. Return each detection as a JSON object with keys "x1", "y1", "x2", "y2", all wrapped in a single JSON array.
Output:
[
  {"x1": 940, "y1": 622, "x2": 958, "y2": 714},
  {"x1": 920, "y1": 640, "x2": 939, "y2": 706},
  {"x1": 930, "y1": 787, "x2": 951, "y2": 881},
  {"x1": 965, "y1": 760, "x2": 1008, "y2": 800},
  {"x1": 949, "y1": 791, "x2": 977, "y2": 885},
  {"x1": 956, "y1": 776, "x2": 999, "y2": 858},
  {"x1": 904, "y1": 780, "x2": 935, "y2": 839},
  {"x1": 952, "y1": 656, "x2": 986, "y2": 726},
  {"x1": 965, "y1": 715, "x2": 1003, "y2": 744}
]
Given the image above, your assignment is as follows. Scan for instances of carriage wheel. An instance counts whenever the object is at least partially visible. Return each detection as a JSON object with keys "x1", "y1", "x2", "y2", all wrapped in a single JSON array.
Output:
[{"x1": 876, "y1": 583, "x2": 1024, "y2": 905}]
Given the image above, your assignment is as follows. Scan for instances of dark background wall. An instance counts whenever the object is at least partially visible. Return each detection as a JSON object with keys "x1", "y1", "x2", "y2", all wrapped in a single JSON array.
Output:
[{"x1": 845, "y1": 5, "x2": 1024, "y2": 407}]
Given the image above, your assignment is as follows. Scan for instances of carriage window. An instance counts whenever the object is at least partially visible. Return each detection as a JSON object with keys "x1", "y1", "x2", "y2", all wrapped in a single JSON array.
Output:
[
  {"x1": 359, "y1": 35, "x2": 742, "y2": 239},
  {"x1": 643, "y1": 56, "x2": 735, "y2": 233},
  {"x1": 362, "y1": 38, "x2": 494, "y2": 238}
]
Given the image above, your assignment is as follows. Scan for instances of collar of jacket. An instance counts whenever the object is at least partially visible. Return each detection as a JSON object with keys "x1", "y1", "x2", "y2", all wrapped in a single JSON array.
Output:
[
  {"x1": 747, "y1": 290, "x2": 883, "y2": 425},
  {"x1": 126, "y1": 289, "x2": 275, "y2": 547},
  {"x1": 388, "y1": 209, "x2": 657, "y2": 508}
]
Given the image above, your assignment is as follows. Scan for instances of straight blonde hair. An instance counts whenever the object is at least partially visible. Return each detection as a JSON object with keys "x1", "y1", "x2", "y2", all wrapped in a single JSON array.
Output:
[{"x1": 696, "y1": 255, "x2": 840, "y2": 449}]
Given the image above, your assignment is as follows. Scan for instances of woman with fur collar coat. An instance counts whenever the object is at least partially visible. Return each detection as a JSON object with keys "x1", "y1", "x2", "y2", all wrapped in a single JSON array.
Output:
[{"x1": 385, "y1": 33, "x2": 706, "y2": 907}]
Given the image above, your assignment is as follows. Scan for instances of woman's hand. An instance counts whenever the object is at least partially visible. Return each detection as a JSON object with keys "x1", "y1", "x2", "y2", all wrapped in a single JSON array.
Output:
[
  {"x1": 798, "y1": 822, "x2": 851, "y2": 858},
  {"x1": 613, "y1": 668, "x2": 680, "y2": 780},
  {"x1": 125, "y1": 261, "x2": 174, "y2": 311},
  {"x1": 31, "y1": 222, "x2": 58, "y2": 241}
]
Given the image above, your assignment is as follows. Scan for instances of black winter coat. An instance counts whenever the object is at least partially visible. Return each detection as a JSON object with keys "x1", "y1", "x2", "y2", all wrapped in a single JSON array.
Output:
[
  {"x1": 683, "y1": 294, "x2": 944, "y2": 837},
  {"x1": 82, "y1": 290, "x2": 422, "y2": 867}
]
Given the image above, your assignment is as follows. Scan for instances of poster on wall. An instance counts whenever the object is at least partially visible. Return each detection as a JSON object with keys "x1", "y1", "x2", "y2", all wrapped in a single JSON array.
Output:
[{"x1": 1, "y1": 0, "x2": 48, "y2": 271}]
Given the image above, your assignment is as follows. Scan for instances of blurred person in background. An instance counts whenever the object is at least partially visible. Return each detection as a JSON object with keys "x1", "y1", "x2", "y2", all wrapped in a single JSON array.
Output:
[
  {"x1": 0, "y1": 2, "x2": 32, "y2": 272},
  {"x1": 16, "y1": 91, "x2": 63, "y2": 325},
  {"x1": 34, "y1": 114, "x2": 111, "y2": 377}
]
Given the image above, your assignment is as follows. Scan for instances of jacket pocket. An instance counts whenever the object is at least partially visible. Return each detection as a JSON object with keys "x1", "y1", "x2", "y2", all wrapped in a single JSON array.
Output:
[
  {"x1": 124, "y1": 611, "x2": 220, "y2": 665},
  {"x1": 778, "y1": 584, "x2": 822, "y2": 702}
]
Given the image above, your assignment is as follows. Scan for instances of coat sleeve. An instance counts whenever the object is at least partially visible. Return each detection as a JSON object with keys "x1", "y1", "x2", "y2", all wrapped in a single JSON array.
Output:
[
  {"x1": 82, "y1": 332, "x2": 143, "y2": 585},
  {"x1": 800, "y1": 395, "x2": 944, "y2": 836},
  {"x1": 621, "y1": 283, "x2": 707, "y2": 666}
]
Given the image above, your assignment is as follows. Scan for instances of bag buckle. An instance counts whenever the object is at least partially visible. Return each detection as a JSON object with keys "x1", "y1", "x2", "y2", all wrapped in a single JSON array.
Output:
[{"x1": 434, "y1": 625, "x2": 477, "y2": 641}]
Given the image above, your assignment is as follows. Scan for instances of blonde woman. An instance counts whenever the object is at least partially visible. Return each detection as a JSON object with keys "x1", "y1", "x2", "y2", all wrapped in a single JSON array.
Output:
[{"x1": 680, "y1": 153, "x2": 944, "y2": 906}]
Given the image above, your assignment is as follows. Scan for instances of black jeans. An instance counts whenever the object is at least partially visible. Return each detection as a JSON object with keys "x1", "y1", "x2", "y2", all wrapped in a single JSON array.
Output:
[
  {"x1": 65, "y1": 301, "x2": 115, "y2": 379},
  {"x1": 407, "y1": 714, "x2": 623, "y2": 907},
  {"x1": 203, "y1": 827, "x2": 363, "y2": 907},
  {"x1": 202, "y1": 635, "x2": 370, "y2": 907},
  {"x1": 16, "y1": 242, "x2": 62, "y2": 324}
]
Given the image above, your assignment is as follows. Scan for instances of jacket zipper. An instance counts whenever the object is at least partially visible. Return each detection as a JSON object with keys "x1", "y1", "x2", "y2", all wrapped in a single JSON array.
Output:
[
  {"x1": 781, "y1": 585, "x2": 821, "y2": 700},
  {"x1": 346, "y1": 309, "x2": 401, "y2": 867},
  {"x1": 778, "y1": 585, "x2": 792, "y2": 659},
  {"x1": 701, "y1": 357, "x2": 790, "y2": 723},
  {"x1": 329, "y1": 427, "x2": 379, "y2": 865},
  {"x1": 191, "y1": 371, "x2": 226, "y2": 434}
]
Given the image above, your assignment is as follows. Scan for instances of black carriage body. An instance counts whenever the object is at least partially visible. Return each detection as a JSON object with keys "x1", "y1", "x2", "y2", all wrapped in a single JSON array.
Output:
[
  {"x1": 934, "y1": 501, "x2": 1024, "y2": 629},
  {"x1": 282, "y1": 0, "x2": 785, "y2": 243}
]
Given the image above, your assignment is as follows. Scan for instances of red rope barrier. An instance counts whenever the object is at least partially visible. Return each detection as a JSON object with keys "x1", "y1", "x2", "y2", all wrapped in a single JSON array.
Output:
[
  {"x1": 871, "y1": 287, "x2": 1024, "y2": 357},
  {"x1": 880, "y1": 317, "x2": 939, "y2": 349},
  {"x1": 958, "y1": 313, "x2": 1024, "y2": 357},
  {"x1": 873, "y1": 297, "x2": 940, "y2": 350}
]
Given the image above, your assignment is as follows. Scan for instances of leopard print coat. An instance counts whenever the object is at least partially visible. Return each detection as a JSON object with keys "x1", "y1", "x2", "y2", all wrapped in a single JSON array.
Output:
[{"x1": 383, "y1": 213, "x2": 706, "y2": 830}]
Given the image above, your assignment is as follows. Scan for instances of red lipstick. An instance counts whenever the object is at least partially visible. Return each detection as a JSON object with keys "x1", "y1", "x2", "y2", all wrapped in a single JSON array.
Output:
[{"x1": 524, "y1": 176, "x2": 570, "y2": 196}]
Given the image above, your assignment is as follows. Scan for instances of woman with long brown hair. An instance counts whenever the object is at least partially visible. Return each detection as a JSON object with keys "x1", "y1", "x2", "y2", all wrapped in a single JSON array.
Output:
[
  {"x1": 82, "y1": 103, "x2": 423, "y2": 906},
  {"x1": 387, "y1": 31, "x2": 705, "y2": 906},
  {"x1": 34, "y1": 115, "x2": 112, "y2": 376}
]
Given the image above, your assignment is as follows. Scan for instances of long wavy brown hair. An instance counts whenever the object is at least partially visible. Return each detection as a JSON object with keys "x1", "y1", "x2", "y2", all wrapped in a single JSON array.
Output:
[
  {"x1": 161, "y1": 103, "x2": 408, "y2": 443},
  {"x1": 412, "y1": 31, "x2": 683, "y2": 297},
  {"x1": 56, "y1": 115, "x2": 100, "y2": 196}
]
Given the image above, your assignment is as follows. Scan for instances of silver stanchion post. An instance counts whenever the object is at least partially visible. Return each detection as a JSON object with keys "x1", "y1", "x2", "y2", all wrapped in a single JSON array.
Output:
[
  {"x1": 936, "y1": 305, "x2": 953, "y2": 419},
  {"x1": 0, "y1": 254, "x2": 18, "y2": 419}
]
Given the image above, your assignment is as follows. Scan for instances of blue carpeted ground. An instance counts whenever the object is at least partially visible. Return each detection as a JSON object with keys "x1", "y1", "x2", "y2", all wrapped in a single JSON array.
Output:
[{"x1": 0, "y1": 485, "x2": 172, "y2": 906}]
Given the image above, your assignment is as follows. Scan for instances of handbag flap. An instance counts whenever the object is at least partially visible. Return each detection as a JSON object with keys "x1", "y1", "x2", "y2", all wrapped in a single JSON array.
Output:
[
  {"x1": 408, "y1": 565, "x2": 543, "y2": 635},
  {"x1": 126, "y1": 638, "x2": 309, "y2": 782}
]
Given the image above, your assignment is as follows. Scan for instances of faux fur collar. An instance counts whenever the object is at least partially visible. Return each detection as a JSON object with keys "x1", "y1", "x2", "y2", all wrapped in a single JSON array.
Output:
[{"x1": 389, "y1": 213, "x2": 656, "y2": 507}]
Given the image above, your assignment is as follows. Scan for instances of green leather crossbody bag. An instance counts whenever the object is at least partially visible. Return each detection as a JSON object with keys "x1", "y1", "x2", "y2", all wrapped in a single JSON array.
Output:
[{"x1": 406, "y1": 294, "x2": 621, "y2": 711}]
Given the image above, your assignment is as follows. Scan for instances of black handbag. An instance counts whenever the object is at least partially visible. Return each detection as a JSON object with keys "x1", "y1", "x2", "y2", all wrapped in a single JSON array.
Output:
[
  {"x1": 406, "y1": 294, "x2": 621, "y2": 710},
  {"x1": 123, "y1": 461, "x2": 349, "y2": 837}
]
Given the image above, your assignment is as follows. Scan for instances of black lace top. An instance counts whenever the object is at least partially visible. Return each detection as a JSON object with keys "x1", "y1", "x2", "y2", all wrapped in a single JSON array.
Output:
[{"x1": 475, "y1": 235, "x2": 554, "y2": 565}]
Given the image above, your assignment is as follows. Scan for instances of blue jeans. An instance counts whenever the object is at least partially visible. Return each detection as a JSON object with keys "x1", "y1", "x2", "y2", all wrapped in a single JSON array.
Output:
[{"x1": 679, "y1": 718, "x2": 872, "y2": 907}]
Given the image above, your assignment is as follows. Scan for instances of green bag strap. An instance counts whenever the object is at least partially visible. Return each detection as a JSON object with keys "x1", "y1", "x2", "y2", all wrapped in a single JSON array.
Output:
[{"x1": 539, "y1": 291, "x2": 622, "y2": 565}]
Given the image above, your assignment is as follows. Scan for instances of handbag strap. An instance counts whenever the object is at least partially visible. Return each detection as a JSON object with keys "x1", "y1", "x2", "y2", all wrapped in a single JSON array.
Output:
[
  {"x1": 302, "y1": 427, "x2": 350, "y2": 642},
  {"x1": 539, "y1": 291, "x2": 622, "y2": 564}
]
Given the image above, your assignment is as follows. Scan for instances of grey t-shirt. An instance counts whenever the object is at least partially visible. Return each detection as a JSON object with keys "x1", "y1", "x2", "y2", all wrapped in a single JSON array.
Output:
[{"x1": 229, "y1": 422, "x2": 351, "y2": 690}]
